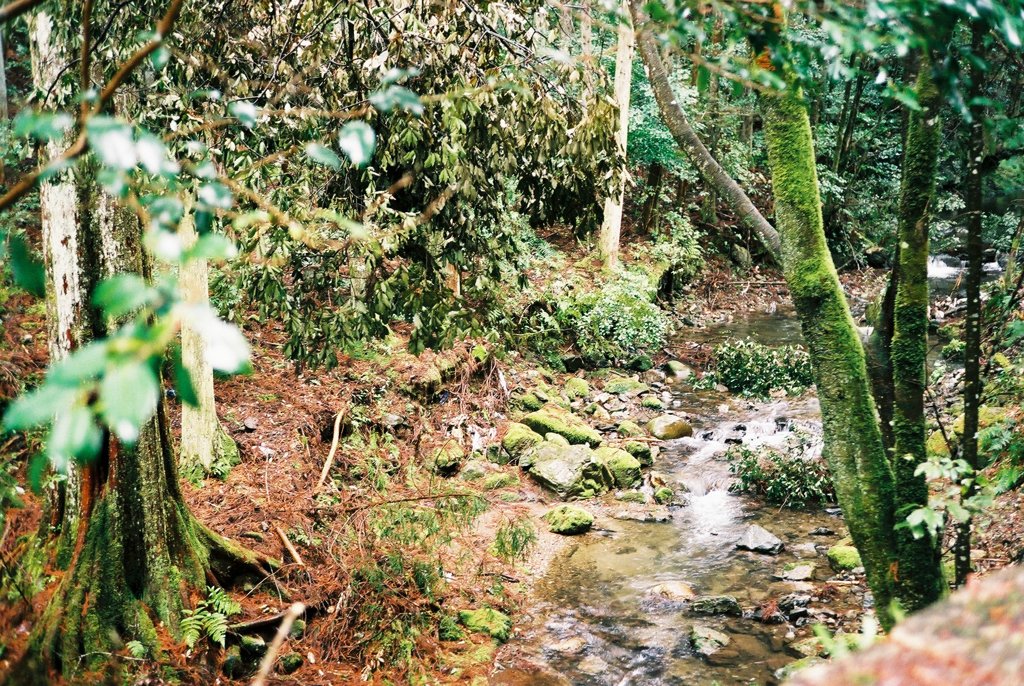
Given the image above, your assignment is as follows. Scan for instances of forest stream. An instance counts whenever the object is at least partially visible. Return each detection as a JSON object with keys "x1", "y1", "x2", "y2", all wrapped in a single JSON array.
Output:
[{"x1": 492, "y1": 262, "x2": 978, "y2": 686}]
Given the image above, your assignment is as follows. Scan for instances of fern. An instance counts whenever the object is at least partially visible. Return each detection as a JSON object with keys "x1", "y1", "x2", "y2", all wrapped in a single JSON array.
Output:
[
  {"x1": 181, "y1": 586, "x2": 241, "y2": 649},
  {"x1": 125, "y1": 640, "x2": 147, "y2": 659}
]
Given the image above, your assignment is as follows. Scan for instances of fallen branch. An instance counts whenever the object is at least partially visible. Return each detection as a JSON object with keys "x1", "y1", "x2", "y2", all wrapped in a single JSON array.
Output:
[
  {"x1": 317, "y1": 410, "x2": 345, "y2": 489},
  {"x1": 274, "y1": 525, "x2": 305, "y2": 567},
  {"x1": 250, "y1": 602, "x2": 305, "y2": 686}
]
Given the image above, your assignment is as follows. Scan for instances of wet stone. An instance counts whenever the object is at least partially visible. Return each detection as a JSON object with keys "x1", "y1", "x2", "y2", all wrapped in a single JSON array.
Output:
[
  {"x1": 735, "y1": 524, "x2": 785, "y2": 555},
  {"x1": 690, "y1": 625, "x2": 731, "y2": 658},
  {"x1": 691, "y1": 595, "x2": 743, "y2": 617}
]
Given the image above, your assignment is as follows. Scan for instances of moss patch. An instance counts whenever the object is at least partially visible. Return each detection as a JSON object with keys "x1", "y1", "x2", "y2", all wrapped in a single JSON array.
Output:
[
  {"x1": 521, "y1": 403, "x2": 603, "y2": 447},
  {"x1": 617, "y1": 420, "x2": 644, "y2": 437},
  {"x1": 459, "y1": 608, "x2": 512, "y2": 642},
  {"x1": 604, "y1": 378, "x2": 650, "y2": 396},
  {"x1": 543, "y1": 505, "x2": 594, "y2": 535},
  {"x1": 501, "y1": 423, "x2": 544, "y2": 462},
  {"x1": 827, "y1": 545, "x2": 863, "y2": 571},
  {"x1": 624, "y1": 441, "x2": 653, "y2": 466},
  {"x1": 595, "y1": 446, "x2": 642, "y2": 488},
  {"x1": 564, "y1": 377, "x2": 590, "y2": 399}
]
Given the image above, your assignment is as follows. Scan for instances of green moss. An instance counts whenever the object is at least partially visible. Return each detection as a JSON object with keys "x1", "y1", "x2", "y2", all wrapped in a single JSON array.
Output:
[
  {"x1": 439, "y1": 615, "x2": 465, "y2": 641},
  {"x1": 617, "y1": 420, "x2": 644, "y2": 437},
  {"x1": 604, "y1": 378, "x2": 650, "y2": 396},
  {"x1": 595, "y1": 446, "x2": 642, "y2": 488},
  {"x1": 615, "y1": 490, "x2": 647, "y2": 503},
  {"x1": 515, "y1": 392, "x2": 545, "y2": 411},
  {"x1": 564, "y1": 377, "x2": 590, "y2": 399},
  {"x1": 430, "y1": 443, "x2": 464, "y2": 475},
  {"x1": 640, "y1": 396, "x2": 664, "y2": 410},
  {"x1": 543, "y1": 505, "x2": 594, "y2": 535},
  {"x1": 654, "y1": 487, "x2": 674, "y2": 504},
  {"x1": 483, "y1": 473, "x2": 519, "y2": 490},
  {"x1": 458, "y1": 608, "x2": 512, "y2": 642},
  {"x1": 278, "y1": 652, "x2": 303, "y2": 674},
  {"x1": 624, "y1": 440, "x2": 653, "y2": 466},
  {"x1": 501, "y1": 423, "x2": 544, "y2": 462},
  {"x1": 521, "y1": 403, "x2": 603, "y2": 447},
  {"x1": 827, "y1": 545, "x2": 862, "y2": 571}
]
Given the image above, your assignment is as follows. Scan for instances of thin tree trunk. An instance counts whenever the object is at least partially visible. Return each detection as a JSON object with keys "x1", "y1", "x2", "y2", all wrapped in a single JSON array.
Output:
[
  {"x1": 630, "y1": 3, "x2": 782, "y2": 259},
  {"x1": 954, "y1": 22, "x2": 986, "y2": 587},
  {"x1": 639, "y1": 162, "x2": 663, "y2": 234},
  {"x1": 752, "y1": 10, "x2": 898, "y2": 628},
  {"x1": 599, "y1": 1, "x2": 634, "y2": 268},
  {"x1": 890, "y1": 59, "x2": 944, "y2": 610},
  {"x1": 0, "y1": 26, "x2": 7, "y2": 185},
  {"x1": 179, "y1": 207, "x2": 240, "y2": 481}
]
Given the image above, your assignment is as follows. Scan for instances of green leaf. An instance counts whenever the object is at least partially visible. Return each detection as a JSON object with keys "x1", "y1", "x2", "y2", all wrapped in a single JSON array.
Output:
[
  {"x1": 185, "y1": 234, "x2": 237, "y2": 262},
  {"x1": 93, "y1": 275, "x2": 152, "y2": 318},
  {"x1": 228, "y1": 101, "x2": 258, "y2": 128},
  {"x1": 48, "y1": 342, "x2": 109, "y2": 386},
  {"x1": 13, "y1": 110, "x2": 73, "y2": 141},
  {"x1": 183, "y1": 304, "x2": 250, "y2": 373},
  {"x1": 369, "y1": 85, "x2": 424, "y2": 115},
  {"x1": 48, "y1": 406, "x2": 103, "y2": 463},
  {"x1": 99, "y1": 361, "x2": 160, "y2": 443},
  {"x1": 338, "y1": 121, "x2": 376, "y2": 167},
  {"x1": 3, "y1": 384, "x2": 77, "y2": 431},
  {"x1": 150, "y1": 45, "x2": 171, "y2": 70},
  {"x1": 304, "y1": 143, "x2": 342, "y2": 169},
  {"x1": 172, "y1": 349, "x2": 200, "y2": 408},
  {"x1": 197, "y1": 182, "x2": 233, "y2": 210},
  {"x1": 6, "y1": 234, "x2": 45, "y2": 297},
  {"x1": 86, "y1": 116, "x2": 138, "y2": 170},
  {"x1": 28, "y1": 453, "x2": 48, "y2": 494}
]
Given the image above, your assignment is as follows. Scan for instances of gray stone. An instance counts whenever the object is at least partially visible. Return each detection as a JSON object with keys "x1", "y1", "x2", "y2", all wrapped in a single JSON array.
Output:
[
  {"x1": 691, "y1": 595, "x2": 742, "y2": 617},
  {"x1": 735, "y1": 524, "x2": 784, "y2": 555},
  {"x1": 690, "y1": 625, "x2": 731, "y2": 658},
  {"x1": 525, "y1": 442, "x2": 614, "y2": 499},
  {"x1": 647, "y1": 415, "x2": 693, "y2": 440}
]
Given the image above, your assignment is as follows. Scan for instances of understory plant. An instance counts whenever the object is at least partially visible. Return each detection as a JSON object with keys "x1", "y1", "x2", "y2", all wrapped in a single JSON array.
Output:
[
  {"x1": 727, "y1": 430, "x2": 835, "y2": 508},
  {"x1": 699, "y1": 339, "x2": 814, "y2": 397}
]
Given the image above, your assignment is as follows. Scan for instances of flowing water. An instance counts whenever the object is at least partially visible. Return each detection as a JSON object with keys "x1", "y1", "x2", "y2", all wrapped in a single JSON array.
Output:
[{"x1": 493, "y1": 310, "x2": 850, "y2": 686}]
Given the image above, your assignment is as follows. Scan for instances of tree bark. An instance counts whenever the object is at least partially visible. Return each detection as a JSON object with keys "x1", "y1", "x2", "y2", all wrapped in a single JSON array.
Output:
[
  {"x1": 890, "y1": 60, "x2": 944, "y2": 610},
  {"x1": 753, "y1": 26, "x2": 899, "y2": 627},
  {"x1": 630, "y1": 2, "x2": 782, "y2": 259},
  {"x1": 599, "y1": 1, "x2": 634, "y2": 268},
  {"x1": 639, "y1": 162, "x2": 663, "y2": 234},
  {"x1": 954, "y1": 22, "x2": 986, "y2": 587},
  {"x1": 179, "y1": 208, "x2": 240, "y2": 481}
]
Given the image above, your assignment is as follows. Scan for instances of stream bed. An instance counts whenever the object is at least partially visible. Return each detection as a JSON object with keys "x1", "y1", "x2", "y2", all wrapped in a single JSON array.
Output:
[{"x1": 492, "y1": 311, "x2": 859, "y2": 685}]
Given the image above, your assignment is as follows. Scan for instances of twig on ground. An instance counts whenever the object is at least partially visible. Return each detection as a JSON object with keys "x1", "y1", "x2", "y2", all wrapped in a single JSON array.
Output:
[
  {"x1": 275, "y1": 525, "x2": 305, "y2": 567},
  {"x1": 317, "y1": 410, "x2": 345, "y2": 489},
  {"x1": 250, "y1": 602, "x2": 305, "y2": 686}
]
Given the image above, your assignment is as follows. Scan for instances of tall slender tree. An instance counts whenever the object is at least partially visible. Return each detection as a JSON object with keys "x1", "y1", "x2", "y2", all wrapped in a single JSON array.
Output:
[{"x1": 599, "y1": 1, "x2": 634, "y2": 268}]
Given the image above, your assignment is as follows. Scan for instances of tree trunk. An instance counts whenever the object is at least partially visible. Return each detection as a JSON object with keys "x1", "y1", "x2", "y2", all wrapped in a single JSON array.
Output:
[
  {"x1": 0, "y1": 26, "x2": 7, "y2": 185},
  {"x1": 639, "y1": 162, "x2": 663, "y2": 234},
  {"x1": 630, "y1": 3, "x2": 782, "y2": 259},
  {"x1": 599, "y1": 1, "x2": 634, "y2": 268},
  {"x1": 753, "y1": 30, "x2": 899, "y2": 627},
  {"x1": 179, "y1": 208, "x2": 240, "y2": 482},
  {"x1": 954, "y1": 22, "x2": 986, "y2": 587},
  {"x1": 890, "y1": 60, "x2": 944, "y2": 610}
]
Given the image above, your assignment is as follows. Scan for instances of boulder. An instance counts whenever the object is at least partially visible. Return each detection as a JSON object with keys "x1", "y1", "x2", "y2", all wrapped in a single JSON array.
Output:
[
  {"x1": 483, "y1": 472, "x2": 518, "y2": 490},
  {"x1": 521, "y1": 403, "x2": 603, "y2": 447},
  {"x1": 543, "y1": 504, "x2": 594, "y2": 535},
  {"x1": 460, "y1": 459, "x2": 490, "y2": 481},
  {"x1": 654, "y1": 486, "x2": 674, "y2": 504},
  {"x1": 604, "y1": 378, "x2": 650, "y2": 396},
  {"x1": 690, "y1": 625, "x2": 731, "y2": 658},
  {"x1": 826, "y1": 545, "x2": 862, "y2": 571},
  {"x1": 501, "y1": 423, "x2": 544, "y2": 462},
  {"x1": 617, "y1": 420, "x2": 645, "y2": 437},
  {"x1": 665, "y1": 360, "x2": 694, "y2": 381},
  {"x1": 648, "y1": 580, "x2": 696, "y2": 603},
  {"x1": 429, "y1": 442, "x2": 464, "y2": 476},
  {"x1": 563, "y1": 377, "x2": 590, "y2": 399},
  {"x1": 776, "y1": 564, "x2": 815, "y2": 581},
  {"x1": 735, "y1": 524, "x2": 784, "y2": 555},
  {"x1": 459, "y1": 608, "x2": 512, "y2": 642},
  {"x1": 525, "y1": 442, "x2": 614, "y2": 499},
  {"x1": 647, "y1": 415, "x2": 693, "y2": 440},
  {"x1": 595, "y1": 446, "x2": 642, "y2": 488},
  {"x1": 691, "y1": 595, "x2": 742, "y2": 617},
  {"x1": 624, "y1": 440, "x2": 653, "y2": 466},
  {"x1": 641, "y1": 396, "x2": 664, "y2": 410}
]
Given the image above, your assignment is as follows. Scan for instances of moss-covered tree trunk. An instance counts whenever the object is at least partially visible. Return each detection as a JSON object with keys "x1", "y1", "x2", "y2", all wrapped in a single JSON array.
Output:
[
  {"x1": 889, "y1": 60, "x2": 945, "y2": 609},
  {"x1": 753, "y1": 28, "x2": 899, "y2": 627}
]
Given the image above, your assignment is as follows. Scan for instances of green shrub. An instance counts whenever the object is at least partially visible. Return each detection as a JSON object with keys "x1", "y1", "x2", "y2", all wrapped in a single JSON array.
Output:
[
  {"x1": 699, "y1": 339, "x2": 814, "y2": 397},
  {"x1": 642, "y1": 209, "x2": 704, "y2": 284},
  {"x1": 559, "y1": 270, "x2": 670, "y2": 364},
  {"x1": 491, "y1": 516, "x2": 537, "y2": 562},
  {"x1": 727, "y1": 432, "x2": 834, "y2": 508},
  {"x1": 941, "y1": 339, "x2": 965, "y2": 361}
]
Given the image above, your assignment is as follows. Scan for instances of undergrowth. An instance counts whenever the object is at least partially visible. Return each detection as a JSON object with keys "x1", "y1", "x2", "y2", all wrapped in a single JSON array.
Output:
[
  {"x1": 698, "y1": 339, "x2": 814, "y2": 397},
  {"x1": 727, "y1": 430, "x2": 835, "y2": 508}
]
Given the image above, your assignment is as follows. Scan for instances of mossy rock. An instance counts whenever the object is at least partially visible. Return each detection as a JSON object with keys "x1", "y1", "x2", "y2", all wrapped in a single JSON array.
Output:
[
  {"x1": 647, "y1": 415, "x2": 693, "y2": 440},
  {"x1": 640, "y1": 396, "x2": 664, "y2": 410},
  {"x1": 471, "y1": 344, "x2": 490, "y2": 364},
  {"x1": 604, "y1": 378, "x2": 650, "y2": 396},
  {"x1": 222, "y1": 645, "x2": 245, "y2": 678},
  {"x1": 617, "y1": 420, "x2": 645, "y2": 437},
  {"x1": 665, "y1": 360, "x2": 693, "y2": 380},
  {"x1": 628, "y1": 355, "x2": 654, "y2": 372},
  {"x1": 429, "y1": 443, "x2": 464, "y2": 476},
  {"x1": 827, "y1": 545, "x2": 862, "y2": 571},
  {"x1": 521, "y1": 403, "x2": 603, "y2": 447},
  {"x1": 624, "y1": 441, "x2": 653, "y2": 466},
  {"x1": 545, "y1": 433, "x2": 570, "y2": 446},
  {"x1": 278, "y1": 652, "x2": 303, "y2": 675},
  {"x1": 595, "y1": 446, "x2": 642, "y2": 488},
  {"x1": 927, "y1": 406, "x2": 1008, "y2": 457},
  {"x1": 459, "y1": 608, "x2": 512, "y2": 642},
  {"x1": 543, "y1": 504, "x2": 594, "y2": 535},
  {"x1": 439, "y1": 615, "x2": 465, "y2": 641},
  {"x1": 461, "y1": 460, "x2": 490, "y2": 481},
  {"x1": 515, "y1": 392, "x2": 545, "y2": 411},
  {"x1": 774, "y1": 655, "x2": 824, "y2": 681},
  {"x1": 483, "y1": 472, "x2": 518, "y2": 490},
  {"x1": 616, "y1": 490, "x2": 647, "y2": 504},
  {"x1": 526, "y1": 441, "x2": 614, "y2": 498},
  {"x1": 240, "y1": 634, "x2": 267, "y2": 662},
  {"x1": 400, "y1": 364, "x2": 443, "y2": 400},
  {"x1": 564, "y1": 377, "x2": 590, "y2": 399},
  {"x1": 501, "y1": 423, "x2": 544, "y2": 462},
  {"x1": 654, "y1": 486, "x2": 674, "y2": 504}
]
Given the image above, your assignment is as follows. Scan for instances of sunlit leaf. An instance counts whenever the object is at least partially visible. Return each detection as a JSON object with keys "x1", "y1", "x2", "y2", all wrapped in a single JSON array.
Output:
[
  {"x1": 338, "y1": 121, "x2": 376, "y2": 167},
  {"x1": 99, "y1": 361, "x2": 160, "y2": 443},
  {"x1": 305, "y1": 143, "x2": 342, "y2": 168}
]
